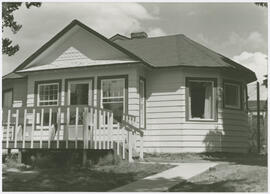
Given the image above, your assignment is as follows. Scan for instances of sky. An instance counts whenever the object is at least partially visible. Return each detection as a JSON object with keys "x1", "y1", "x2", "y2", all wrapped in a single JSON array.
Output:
[{"x1": 2, "y1": 2, "x2": 268, "y2": 90}]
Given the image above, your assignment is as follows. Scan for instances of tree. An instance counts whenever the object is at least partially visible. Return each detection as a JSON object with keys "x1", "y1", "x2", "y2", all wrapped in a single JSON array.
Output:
[
  {"x1": 2, "y1": 2, "x2": 41, "y2": 56},
  {"x1": 255, "y1": 2, "x2": 268, "y2": 7}
]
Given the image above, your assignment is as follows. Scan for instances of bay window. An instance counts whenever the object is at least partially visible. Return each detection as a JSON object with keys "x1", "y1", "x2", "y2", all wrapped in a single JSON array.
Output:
[
  {"x1": 223, "y1": 81, "x2": 242, "y2": 110},
  {"x1": 186, "y1": 78, "x2": 217, "y2": 121}
]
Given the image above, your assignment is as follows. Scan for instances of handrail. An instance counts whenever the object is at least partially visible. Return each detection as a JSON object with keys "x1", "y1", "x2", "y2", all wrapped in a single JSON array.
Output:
[
  {"x1": 2, "y1": 106, "x2": 144, "y2": 162},
  {"x1": 2, "y1": 105, "x2": 113, "y2": 114},
  {"x1": 121, "y1": 113, "x2": 144, "y2": 136}
]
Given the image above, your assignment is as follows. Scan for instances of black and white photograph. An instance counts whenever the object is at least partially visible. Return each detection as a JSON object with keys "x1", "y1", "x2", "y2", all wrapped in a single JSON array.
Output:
[{"x1": 1, "y1": 1, "x2": 268, "y2": 192}]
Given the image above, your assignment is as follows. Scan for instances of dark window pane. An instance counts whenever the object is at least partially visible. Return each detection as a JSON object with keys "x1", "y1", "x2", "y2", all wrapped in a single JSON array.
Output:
[
  {"x1": 3, "y1": 90, "x2": 12, "y2": 107},
  {"x1": 43, "y1": 112, "x2": 57, "y2": 125},
  {"x1": 190, "y1": 81, "x2": 213, "y2": 119},
  {"x1": 103, "y1": 103, "x2": 123, "y2": 123},
  {"x1": 225, "y1": 84, "x2": 239, "y2": 107},
  {"x1": 70, "y1": 84, "x2": 89, "y2": 105},
  {"x1": 69, "y1": 111, "x2": 83, "y2": 125}
]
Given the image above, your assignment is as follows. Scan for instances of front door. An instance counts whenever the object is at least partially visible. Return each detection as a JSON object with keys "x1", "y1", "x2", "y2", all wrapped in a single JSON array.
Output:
[{"x1": 67, "y1": 79, "x2": 93, "y2": 139}]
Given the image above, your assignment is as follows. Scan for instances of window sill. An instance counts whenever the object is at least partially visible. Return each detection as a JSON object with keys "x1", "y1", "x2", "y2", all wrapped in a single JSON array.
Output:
[{"x1": 186, "y1": 118, "x2": 217, "y2": 122}]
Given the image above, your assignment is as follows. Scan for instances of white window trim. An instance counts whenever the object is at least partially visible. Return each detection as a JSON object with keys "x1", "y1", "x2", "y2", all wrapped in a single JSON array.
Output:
[
  {"x1": 188, "y1": 79, "x2": 215, "y2": 121},
  {"x1": 224, "y1": 82, "x2": 241, "y2": 109},
  {"x1": 100, "y1": 78, "x2": 126, "y2": 113},
  {"x1": 37, "y1": 83, "x2": 59, "y2": 107},
  {"x1": 67, "y1": 79, "x2": 93, "y2": 106},
  {"x1": 139, "y1": 79, "x2": 145, "y2": 128}
]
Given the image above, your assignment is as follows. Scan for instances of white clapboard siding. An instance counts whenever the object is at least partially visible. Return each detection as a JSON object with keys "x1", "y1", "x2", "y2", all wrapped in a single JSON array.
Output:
[
  {"x1": 147, "y1": 106, "x2": 185, "y2": 113},
  {"x1": 145, "y1": 128, "x2": 249, "y2": 137},
  {"x1": 142, "y1": 135, "x2": 248, "y2": 142},
  {"x1": 148, "y1": 94, "x2": 185, "y2": 102},
  {"x1": 143, "y1": 141, "x2": 248, "y2": 148},
  {"x1": 147, "y1": 111, "x2": 185, "y2": 118},
  {"x1": 147, "y1": 101, "x2": 185, "y2": 107},
  {"x1": 144, "y1": 147, "x2": 248, "y2": 153}
]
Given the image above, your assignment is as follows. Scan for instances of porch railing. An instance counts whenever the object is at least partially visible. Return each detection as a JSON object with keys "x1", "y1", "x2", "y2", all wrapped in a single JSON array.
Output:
[{"x1": 2, "y1": 106, "x2": 144, "y2": 162}]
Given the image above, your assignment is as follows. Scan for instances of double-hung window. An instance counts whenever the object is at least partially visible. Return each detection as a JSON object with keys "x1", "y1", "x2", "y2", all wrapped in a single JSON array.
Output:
[
  {"x1": 37, "y1": 83, "x2": 59, "y2": 106},
  {"x1": 186, "y1": 78, "x2": 217, "y2": 121},
  {"x1": 36, "y1": 81, "x2": 61, "y2": 129},
  {"x1": 223, "y1": 81, "x2": 241, "y2": 110},
  {"x1": 100, "y1": 78, "x2": 126, "y2": 122}
]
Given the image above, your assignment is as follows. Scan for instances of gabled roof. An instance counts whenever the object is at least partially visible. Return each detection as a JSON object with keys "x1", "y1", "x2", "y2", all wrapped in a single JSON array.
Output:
[
  {"x1": 11, "y1": 19, "x2": 256, "y2": 83},
  {"x1": 115, "y1": 34, "x2": 256, "y2": 82},
  {"x1": 2, "y1": 72, "x2": 25, "y2": 80},
  {"x1": 14, "y1": 20, "x2": 150, "y2": 72}
]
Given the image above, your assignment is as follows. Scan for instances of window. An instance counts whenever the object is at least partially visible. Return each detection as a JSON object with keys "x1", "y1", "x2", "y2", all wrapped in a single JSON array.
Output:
[
  {"x1": 186, "y1": 78, "x2": 216, "y2": 120},
  {"x1": 67, "y1": 79, "x2": 93, "y2": 125},
  {"x1": 223, "y1": 81, "x2": 241, "y2": 109},
  {"x1": 139, "y1": 78, "x2": 146, "y2": 128},
  {"x1": 100, "y1": 78, "x2": 126, "y2": 122},
  {"x1": 67, "y1": 80, "x2": 93, "y2": 106},
  {"x1": 3, "y1": 89, "x2": 13, "y2": 107},
  {"x1": 37, "y1": 83, "x2": 59, "y2": 106}
]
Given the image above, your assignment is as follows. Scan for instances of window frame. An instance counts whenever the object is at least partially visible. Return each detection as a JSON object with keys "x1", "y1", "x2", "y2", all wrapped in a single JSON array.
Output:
[
  {"x1": 65, "y1": 77, "x2": 94, "y2": 106},
  {"x1": 139, "y1": 77, "x2": 146, "y2": 129},
  {"x1": 97, "y1": 75, "x2": 128, "y2": 123},
  {"x1": 223, "y1": 80, "x2": 242, "y2": 110},
  {"x1": 34, "y1": 79, "x2": 62, "y2": 130},
  {"x1": 35, "y1": 79, "x2": 62, "y2": 107},
  {"x1": 185, "y1": 77, "x2": 218, "y2": 122},
  {"x1": 2, "y1": 88, "x2": 13, "y2": 108}
]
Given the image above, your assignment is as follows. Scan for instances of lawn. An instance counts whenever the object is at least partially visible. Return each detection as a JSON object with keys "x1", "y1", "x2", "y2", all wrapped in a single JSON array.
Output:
[
  {"x1": 169, "y1": 162, "x2": 267, "y2": 192},
  {"x1": 3, "y1": 161, "x2": 172, "y2": 191},
  {"x1": 146, "y1": 152, "x2": 267, "y2": 192}
]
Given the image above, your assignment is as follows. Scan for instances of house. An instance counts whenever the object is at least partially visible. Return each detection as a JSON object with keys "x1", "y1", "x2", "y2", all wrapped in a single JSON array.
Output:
[{"x1": 2, "y1": 20, "x2": 257, "y2": 158}]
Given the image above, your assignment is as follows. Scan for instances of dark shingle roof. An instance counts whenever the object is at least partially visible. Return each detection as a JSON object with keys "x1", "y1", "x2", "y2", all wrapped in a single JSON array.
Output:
[
  {"x1": 2, "y1": 72, "x2": 25, "y2": 80},
  {"x1": 115, "y1": 34, "x2": 256, "y2": 82}
]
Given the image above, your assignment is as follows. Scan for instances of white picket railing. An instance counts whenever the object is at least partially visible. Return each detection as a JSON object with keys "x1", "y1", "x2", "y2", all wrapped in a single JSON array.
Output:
[{"x1": 2, "y1": 106, "x2": 144, "y2": 161}]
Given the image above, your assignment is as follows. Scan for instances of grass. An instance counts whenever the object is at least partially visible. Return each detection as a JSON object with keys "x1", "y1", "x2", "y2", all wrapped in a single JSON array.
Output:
[
  {"x1": 169, "y1": 163, "x2": 267, "y2": 192},
  {"x1": 3, "y1": 160, "x2": 172, "y2": 192},
  {"x1": 147, "y1": 152, "x2": 268, "y2": 192}
]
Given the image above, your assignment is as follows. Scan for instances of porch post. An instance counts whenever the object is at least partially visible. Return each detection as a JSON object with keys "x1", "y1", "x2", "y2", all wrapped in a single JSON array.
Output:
[
  {"x1": 128, "y1": 130, "x2": 134, "y2": 163},
  {"x1": 139, "y1": 134, "x2": 144, "y2": 160}
]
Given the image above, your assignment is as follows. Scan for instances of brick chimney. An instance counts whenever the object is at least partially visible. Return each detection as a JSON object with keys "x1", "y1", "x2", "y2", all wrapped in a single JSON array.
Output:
[{"x1": 131, "y1": 32, "x2": 148, "y2": 39}]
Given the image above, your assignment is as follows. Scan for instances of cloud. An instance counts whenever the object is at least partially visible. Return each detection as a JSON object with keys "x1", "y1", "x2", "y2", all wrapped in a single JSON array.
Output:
[
  {"x1": 232, "y1": 51, "x2": 268, "y2": 82},
  {"x1": 187, "y1": 11, "x2": 196, "y2": 16},
  {"x1": 147, "y1": 27, "x2": 166, "y2": 37},
  {"x1": 2, "y1": 3, "x2": 164, "y2": 75},
  {"x1": 193, "y1": 31, "x2": 267, "y2": 59},
  {"x1": 221, "y1": 31, "x2": 266, "y2": 52}
]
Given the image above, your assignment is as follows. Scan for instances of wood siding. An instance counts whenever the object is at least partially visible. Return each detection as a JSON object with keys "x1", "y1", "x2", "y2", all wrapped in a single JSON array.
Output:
[
  {"x1": 143, "y1": 67, "x2": 250, "y2": 153},
  {"x1": 3, "y1": 79, "x2": 27, "y2": 107}
]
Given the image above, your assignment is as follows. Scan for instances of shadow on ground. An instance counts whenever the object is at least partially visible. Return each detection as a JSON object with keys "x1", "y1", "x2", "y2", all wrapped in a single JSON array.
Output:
[
  {"x1": 144, "y1": 152, "x2": 267, "y2": 167},
  {"x1": 169, "y1": 179, "x2": 253, "y2": 192},
  {"x1": 198, "y1": 152, "x2": 267, "y2": 167}
]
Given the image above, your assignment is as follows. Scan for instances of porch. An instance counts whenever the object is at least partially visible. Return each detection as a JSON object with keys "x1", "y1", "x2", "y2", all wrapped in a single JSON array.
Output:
[{"x1": 2, "y1": 105, "x2": 144, "y2": 163}]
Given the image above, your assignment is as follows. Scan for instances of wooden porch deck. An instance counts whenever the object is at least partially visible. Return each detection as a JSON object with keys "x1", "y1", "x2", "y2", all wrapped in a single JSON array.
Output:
[
  {"x1": 2, "y1": 105, "x2": 144, "y2": 162},
  {"x1": 2, "y1": 140, "x2": 114, "y2": 150}
]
